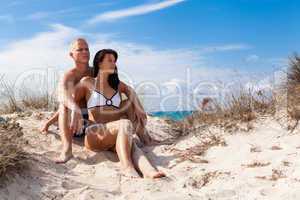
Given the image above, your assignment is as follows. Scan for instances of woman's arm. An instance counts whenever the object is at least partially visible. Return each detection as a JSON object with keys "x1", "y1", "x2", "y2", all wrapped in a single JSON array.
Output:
[
  {"x1": 119, "y1": 81, "x2": 147, "y2": 122},
  {"x1": 119, "y1": 81, "x2": 158, "y2": 144}
]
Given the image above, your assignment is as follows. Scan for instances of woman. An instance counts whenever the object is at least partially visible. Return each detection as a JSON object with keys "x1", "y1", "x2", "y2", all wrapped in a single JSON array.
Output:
[{"x1": 71, "y1": 49, "x2": 165, "y2": 178}]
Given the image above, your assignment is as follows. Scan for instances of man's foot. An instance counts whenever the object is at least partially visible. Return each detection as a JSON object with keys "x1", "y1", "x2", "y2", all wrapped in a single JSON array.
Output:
[
  {"x1": 40, "y1": 122, "x2": 49, "y2": 134},
  {"x1": 54, "y1": 151, "x2": 73, "y2": 164},
  {"x1": 144, "y1": 170, "x2": 166, "y2": 179},
  {"x1": 122, "y1": 166, "x2": 140, "y2": 178}
]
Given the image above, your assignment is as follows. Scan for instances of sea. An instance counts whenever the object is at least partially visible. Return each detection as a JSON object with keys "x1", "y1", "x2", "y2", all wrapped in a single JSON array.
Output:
[{"x1": 149, "y1": 110, "x2": 194, "y2": 121}]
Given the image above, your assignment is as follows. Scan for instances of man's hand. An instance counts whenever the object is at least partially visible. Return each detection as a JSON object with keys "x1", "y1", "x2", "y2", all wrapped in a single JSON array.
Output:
[{"x1": 69, "y1": 109, "x2": 83, "y2": 135}]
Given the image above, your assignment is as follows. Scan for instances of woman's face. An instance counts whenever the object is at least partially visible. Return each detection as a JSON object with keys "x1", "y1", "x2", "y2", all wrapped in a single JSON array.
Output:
[{"x1": 99, "y1": 54, "x2": 116, "y2": 73}]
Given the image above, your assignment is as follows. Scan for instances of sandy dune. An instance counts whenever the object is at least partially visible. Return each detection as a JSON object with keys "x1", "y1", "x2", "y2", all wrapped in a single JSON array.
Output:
[{"x1": 1, "y1": 111, "x2": 300, "y2": 200}]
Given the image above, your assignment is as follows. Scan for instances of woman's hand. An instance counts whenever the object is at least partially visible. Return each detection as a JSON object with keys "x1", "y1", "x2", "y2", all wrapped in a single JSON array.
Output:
[
  {"x1": 134, "y1": 105, "x2": 147, "y2": 127},
  {"x1": 69, "y1": 109, "x2": 83, "y2": 135}
]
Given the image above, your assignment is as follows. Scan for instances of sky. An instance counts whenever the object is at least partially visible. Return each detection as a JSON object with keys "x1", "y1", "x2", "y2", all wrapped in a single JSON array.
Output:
[{"x1": 0, "y1": 0, "x2": 298, "y2": 111}]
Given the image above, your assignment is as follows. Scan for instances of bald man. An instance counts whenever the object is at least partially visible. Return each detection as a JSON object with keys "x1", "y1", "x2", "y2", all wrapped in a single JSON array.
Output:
[{"x1": 55, "y1": 38, "x2": 93, "y2": 163}]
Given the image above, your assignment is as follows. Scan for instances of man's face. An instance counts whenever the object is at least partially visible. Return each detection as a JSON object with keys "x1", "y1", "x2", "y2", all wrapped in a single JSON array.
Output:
[
  {"x1": 100, "y1": 54, "x2": 116, "y2": 73},
  {"x1": 70, "y1": 40, "x2": 90, "y2": 64}
]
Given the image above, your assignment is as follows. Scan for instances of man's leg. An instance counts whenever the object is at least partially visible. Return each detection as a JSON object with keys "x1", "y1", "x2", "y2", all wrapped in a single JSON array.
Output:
[{"x1": 55, "y1": 104, "x2": 73, "y2": 163}]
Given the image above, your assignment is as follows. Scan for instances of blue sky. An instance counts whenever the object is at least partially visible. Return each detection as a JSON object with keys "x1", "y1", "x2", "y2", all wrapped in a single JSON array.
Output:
[
  {"x1": 0, "y1": 0, "x2": 297, "y2": 70},
  {"x1": 0, "y1": 0, "x2": 298, "y2": 111}
]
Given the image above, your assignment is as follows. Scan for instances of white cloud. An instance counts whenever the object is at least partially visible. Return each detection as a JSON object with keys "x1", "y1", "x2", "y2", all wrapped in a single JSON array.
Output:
[
  {"x1": 88, "y1": 0, "x2": 186, "y2": 24},
  {"x1": 245, "y1": 54, "x2": 259, "y2": 62},
  {"x1": 267, "y1": 58, "x2": 288, "y2": 67},
  {"x1": 25, "y1": 3, "x2": 115, "y2": 21},
  {"x1": 0, "y1": 24, "x2": 81, "y2": 83},
  {"x1": 0, "y1": 23, "x2": 249, "y2": 111},
  {"x1": 200, "y1": 44, "x2": 251, "y2": 54},
  {"x1": 26, "y1": 8, "x2": 80, "y2": 21},
  {"x1": 0, "y1": 23, "x2": 247, "y2": 84}
]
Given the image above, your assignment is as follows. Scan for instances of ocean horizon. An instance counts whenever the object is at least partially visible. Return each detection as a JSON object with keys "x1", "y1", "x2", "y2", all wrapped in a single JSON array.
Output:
[{"x1": 149, "y1": 110, "x2": 194, "y2": 121}]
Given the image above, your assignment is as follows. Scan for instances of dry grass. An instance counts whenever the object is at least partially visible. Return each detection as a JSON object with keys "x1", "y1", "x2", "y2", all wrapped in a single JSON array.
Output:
[
  {"x1": 242, "y1": 161, "x2": 271, "y2": 168},
  {"x1": 174, "y1": 87, "x2": 275, "y2": 136},
  {"x1": 282, "y1": 161, "x2": 291, "y2": 167},
  {"x1": 0, "y1": 117, "x2": 28, "y2": 178},
  {"x1": 21, "y1": 91, "x2": 58, "y2": 111},
  {"x1": 184, "y1": 171, "x2": 231, "y2": 189},
  {"x1": 0, "y1": 79, "x2": 21, "y2": 114},
  {"x1": 286, "y1": 54, "x2": 300, "y2": 120},
  {"x1": 256, "y1": 169, "x2": 286, "y2": 181},
  {"x1": 169, "y1": 134, "x2": 226, "y2": 165},
  {"x1": 173, "y1": 55, "x2": 300, "y2": 135},
  {"x1": 0, "y1": 79, "x2": 58, "y2": 114}
]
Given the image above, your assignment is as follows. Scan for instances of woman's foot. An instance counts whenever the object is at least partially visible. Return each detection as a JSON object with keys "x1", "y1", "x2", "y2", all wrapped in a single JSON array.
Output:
[
  {"x1": 143, "y1": 170, "x2": 166, "y2": 179},
  {"x1": 54, "y1": 151, "x2": 73, "y2": 164},
  {"x1": 122, "y1": 166, "x2": 140, "y2": 178}
]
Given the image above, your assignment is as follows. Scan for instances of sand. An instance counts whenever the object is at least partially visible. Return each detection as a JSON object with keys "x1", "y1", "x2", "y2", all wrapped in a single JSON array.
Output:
[{"x1": 1, "y1": 111, "x2": 300, "y2": 200}]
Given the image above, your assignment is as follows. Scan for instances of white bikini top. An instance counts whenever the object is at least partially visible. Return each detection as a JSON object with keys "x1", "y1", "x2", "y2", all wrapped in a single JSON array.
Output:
[{"x1": 87, "y1": 87, "x2": 122, "y2": 109}]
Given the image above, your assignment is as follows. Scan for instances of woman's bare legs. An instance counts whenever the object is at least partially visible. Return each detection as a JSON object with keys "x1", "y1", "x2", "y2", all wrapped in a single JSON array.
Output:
[
  {"x1": 121, "y1": 101, "x2": 165, "y2": 178},
  {"x1": 85, "y1": 119, "x2": 139, "y2": 178},
  {"x1": 84, "y1": 117, "x2": 165, "y2": 179},
  {"x1": 114, "y1": 119, "x2": 139, "y2": 178},
  {"x1": 40, "y1": 110, "x2": 59, "y2": 133},
  {"x1": 131, "y1": 141, "x2": 166, "y2": 178}
]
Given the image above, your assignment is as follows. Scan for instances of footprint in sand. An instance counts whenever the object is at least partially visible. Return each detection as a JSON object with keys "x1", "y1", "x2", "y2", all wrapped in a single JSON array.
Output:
[
  {"x1": 270, "y1": 145, "x2": 282, "y2": 150},
  {"x1": 260, "y1": 187, "x2": 278, "y2": 196},
  {"x1": 61, "y1": 180, "x2": 87, "y2": 190},
  {"x1": 250, "y1": 146, "x2": 262, "y2": 153}
]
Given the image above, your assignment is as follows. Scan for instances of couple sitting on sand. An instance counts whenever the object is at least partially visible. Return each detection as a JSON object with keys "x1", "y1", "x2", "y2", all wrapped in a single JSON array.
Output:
[{"x1": 40, "y1": 38, "x2": 165, "y2": 179}]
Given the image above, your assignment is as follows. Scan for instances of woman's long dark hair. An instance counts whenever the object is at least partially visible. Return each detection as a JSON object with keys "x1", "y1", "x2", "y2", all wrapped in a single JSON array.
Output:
[{"x1": 93, "y1": 49, "x2": 120, "y2": 91}]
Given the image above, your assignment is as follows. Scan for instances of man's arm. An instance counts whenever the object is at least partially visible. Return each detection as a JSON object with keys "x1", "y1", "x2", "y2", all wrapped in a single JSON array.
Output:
[
  {"x1": 58, "y1": 70, "x2": 81, "y2": 113},
  {"x1": 69, "y1": 78, "x2": 89, "y2": 134}
]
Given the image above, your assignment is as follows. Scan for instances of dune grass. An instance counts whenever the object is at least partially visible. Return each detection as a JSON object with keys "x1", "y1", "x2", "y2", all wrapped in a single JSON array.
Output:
[
  {"x1": 286, "y1": 54, "x2": 300, "y2": 120},
  {"x1": 0, "y1": 118, "x2": 27, "y2": 178},
  {"x1": 172, "y1": 87, "x2": 276, "y2": 136},
  {"x1": 0, "y1": 79, "x2": 58, "y2": 114}
]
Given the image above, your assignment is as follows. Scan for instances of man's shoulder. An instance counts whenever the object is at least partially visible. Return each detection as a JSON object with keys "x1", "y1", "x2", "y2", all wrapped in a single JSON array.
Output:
[
  {"x1": 64, "y1": 67, "x2": 77, "y2": 77},
  {"x1": 80, "y1": 76, "x2": 93, "y2": 83},
  {"x1": 60, "y1": 68, "x2": 77, "y2": 83}
]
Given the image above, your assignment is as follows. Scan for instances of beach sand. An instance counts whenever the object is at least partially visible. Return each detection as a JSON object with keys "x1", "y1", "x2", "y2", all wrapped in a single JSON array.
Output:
[{"x1": 1, "y1": 111, "x2": 300, "y2": 200}]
